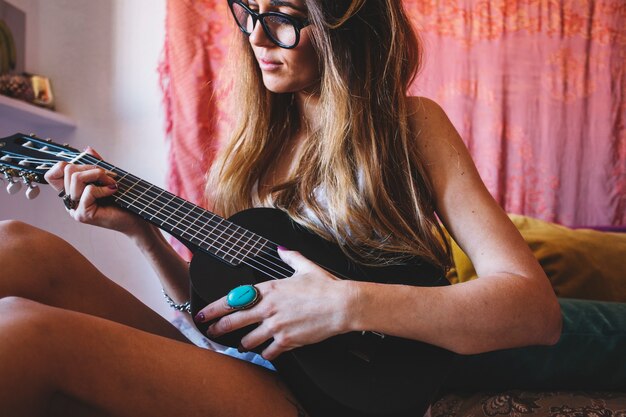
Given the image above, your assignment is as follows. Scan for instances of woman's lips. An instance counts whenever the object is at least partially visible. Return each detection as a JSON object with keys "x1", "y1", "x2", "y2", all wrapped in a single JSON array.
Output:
[{"x1": 258, "y1": 58, "x2": 282, "y2": 71}]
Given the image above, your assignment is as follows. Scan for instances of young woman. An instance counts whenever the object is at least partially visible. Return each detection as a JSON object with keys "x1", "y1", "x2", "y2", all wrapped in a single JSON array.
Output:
[{"x1": 0, "y1": 0, "x2": 563, "y2": 416}]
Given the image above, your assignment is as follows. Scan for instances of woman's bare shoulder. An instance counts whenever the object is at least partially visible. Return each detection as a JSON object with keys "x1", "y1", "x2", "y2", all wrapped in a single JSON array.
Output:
[
  {"x1": 407, "y1": 96, "x2": 447, "y2": 121},
  {"x1": 406, "y1": 96, "x2": 453, "y2": 137},
  {"x1": 405, "y1": 96, "x2": 465, "y2": 174},
  {"x1": 407, "y1": 95, "x2": 442, "y2": 112}
]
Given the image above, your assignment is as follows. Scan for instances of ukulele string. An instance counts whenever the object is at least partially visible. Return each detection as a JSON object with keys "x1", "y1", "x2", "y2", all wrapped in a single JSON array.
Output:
[
  {"x1": 100, "y1": 168, "x2": 294, "y2": 279},
  {"x1": 88, "y1": 159, "x2": 291, "y2": 268},
  {"x1": 18, "y1": 150, "x2": 294, "y2": 280},
  {"x1": 116, "y1": 185, "x2": 295, "y2": 280},
  {"x1": 14, "y1": 150, "x2": 292, "y2": 279}
]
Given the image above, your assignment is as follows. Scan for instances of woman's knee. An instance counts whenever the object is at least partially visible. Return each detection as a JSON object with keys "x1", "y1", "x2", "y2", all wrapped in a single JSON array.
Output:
[
  {"x1": 0, "y1": 220, "x2": 59, "y2": 253},
  {"x1": 0, "y1": 294, "x2": 32, "y2": 309},
  {"x1": 0, "y1": 220, "x2": 82, "y2": 265},
  {"x1": 0, "y1": 219, "x2": 32, "y2": 240},
  {"x1": 0, "y1": 294, "x2": 48, "y2": 312},
  {"x1": 0, "y1": 296, "x2": 51, "y2": 332},
  {"x1": 0, "y1": 297, "x2": 73, "y2": 348}
]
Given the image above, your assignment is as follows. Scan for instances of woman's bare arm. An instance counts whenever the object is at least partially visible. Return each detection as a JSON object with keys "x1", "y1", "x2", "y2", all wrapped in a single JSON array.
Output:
[
  {"x1": 44, "y1": 160, "x2": 190, "y2": 304},
  {"x1": 131, "y1": 223, "x2": 191, "y2": 304},
  {"x1": 348, "y1": 97, "x2": 562, "y2": 354}
]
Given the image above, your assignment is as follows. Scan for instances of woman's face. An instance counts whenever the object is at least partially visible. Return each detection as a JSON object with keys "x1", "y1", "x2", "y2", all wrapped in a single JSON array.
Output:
[{"x1": 244, "y1": 0, "x2": 320, "y2": 94}]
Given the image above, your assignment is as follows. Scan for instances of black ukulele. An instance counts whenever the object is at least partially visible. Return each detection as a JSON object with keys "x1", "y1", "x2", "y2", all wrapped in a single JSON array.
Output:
[{"x1": 1, "y1": 133, "x2": 455, "y2": 417}]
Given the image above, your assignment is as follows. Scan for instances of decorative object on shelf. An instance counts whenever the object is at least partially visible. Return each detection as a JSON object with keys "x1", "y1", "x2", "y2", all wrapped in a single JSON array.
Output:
[
  {"x1": 0, "y1": 18, "x2": 16, "y2": 73},
  {"x1": 0, "y1": 73, "x2": 33, "y2": 102},
  {"x1": 30, "y1": 74, "x2": 54, "y2": 109},
  {"x1": 0, "y1": 72, "x2": 55, "y2": 109},
  {"x1": 0, "y1": 0, "x2": 25, "y2": 75}
]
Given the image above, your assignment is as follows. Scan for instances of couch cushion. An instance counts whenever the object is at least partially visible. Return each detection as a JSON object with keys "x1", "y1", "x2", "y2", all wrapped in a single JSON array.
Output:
[
  {"x1": 442, "y1": 298, "x2": 626, "y2": 392},
  {"x1": 447, "y1": 214, "x2": 626, "y2": 302}
]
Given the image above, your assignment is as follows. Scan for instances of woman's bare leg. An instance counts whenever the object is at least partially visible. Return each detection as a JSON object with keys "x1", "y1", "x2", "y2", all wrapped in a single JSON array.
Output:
[
  {"x1": 0, "y1": 220, "x2": 186, "y2": 341},
  {"x1": 0, "y1": 297, "x2": 307, "y2": 417}
]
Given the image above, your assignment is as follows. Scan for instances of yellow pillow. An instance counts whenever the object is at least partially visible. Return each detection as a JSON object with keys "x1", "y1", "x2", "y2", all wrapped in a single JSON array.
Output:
[{"x1": 446, "y1": 214, "x2": 626, "y2": 302}]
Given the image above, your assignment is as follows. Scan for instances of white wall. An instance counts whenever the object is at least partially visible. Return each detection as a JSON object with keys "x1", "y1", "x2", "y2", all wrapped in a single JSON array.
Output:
[{"x1": 0, "y1": 0, "x2": 172, "y2": 318}]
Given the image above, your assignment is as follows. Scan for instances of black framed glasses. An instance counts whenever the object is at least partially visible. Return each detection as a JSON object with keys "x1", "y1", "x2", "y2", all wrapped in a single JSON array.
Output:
[{"x1": 227, "y1": 0, "x2": 310, "y2": 49}]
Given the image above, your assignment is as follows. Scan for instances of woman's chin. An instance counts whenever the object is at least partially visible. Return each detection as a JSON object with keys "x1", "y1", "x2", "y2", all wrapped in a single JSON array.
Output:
[
  {"x1": 262, "y1": 79, "x2": 295, "y2": 94},
  {"x1": 262, "y1": 77, "x2": 321, "y2": 95}
]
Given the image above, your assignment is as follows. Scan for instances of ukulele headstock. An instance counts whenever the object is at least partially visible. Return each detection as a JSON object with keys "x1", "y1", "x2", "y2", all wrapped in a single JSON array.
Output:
[{"x1": 0, "y1": 133, "x2": 80, "y2": 199}]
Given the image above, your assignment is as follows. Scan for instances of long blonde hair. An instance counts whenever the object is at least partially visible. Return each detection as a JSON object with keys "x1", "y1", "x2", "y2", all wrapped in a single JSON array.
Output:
[{"x1": 208, "y1": 0, "x2": 451, "y2": 269}]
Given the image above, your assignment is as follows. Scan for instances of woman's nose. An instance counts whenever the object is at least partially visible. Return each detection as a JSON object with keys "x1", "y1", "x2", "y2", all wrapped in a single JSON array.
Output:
[{"x1": 248, "y1": 19, "x2": 274, "y2": 47}]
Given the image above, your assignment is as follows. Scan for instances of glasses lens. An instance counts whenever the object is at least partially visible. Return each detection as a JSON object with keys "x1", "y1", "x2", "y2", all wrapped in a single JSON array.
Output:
[
  {"x1": 263, "y1": 15, "x2": 297, "y2": 47},
  {"x1": 231, "y1": 2, "x2": 254, "y2": 34}
]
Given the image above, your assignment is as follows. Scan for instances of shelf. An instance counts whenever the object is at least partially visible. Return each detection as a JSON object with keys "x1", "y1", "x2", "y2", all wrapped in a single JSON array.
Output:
[{"x1": 0, "y1": 94, "x2": 76, "y2": 129}]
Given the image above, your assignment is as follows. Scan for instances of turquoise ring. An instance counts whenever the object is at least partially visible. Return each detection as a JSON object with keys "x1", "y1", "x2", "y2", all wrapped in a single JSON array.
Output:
[{"x1": 226, "y1": 285, "x2": 261, "y2": 310}]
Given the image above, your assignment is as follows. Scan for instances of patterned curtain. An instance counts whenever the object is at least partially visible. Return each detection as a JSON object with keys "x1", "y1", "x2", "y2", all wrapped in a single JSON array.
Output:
[{"x1": 160, "y1": 0, "x2": 626, "y2": 228}]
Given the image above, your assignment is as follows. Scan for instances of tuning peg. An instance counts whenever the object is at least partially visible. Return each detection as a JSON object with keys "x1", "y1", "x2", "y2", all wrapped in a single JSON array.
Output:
[
  {"x1": 6, "y1": 177, "x2": 21, "y2": 194},
  {"x1": 21, "y1": 176, "x2": 39, "y2": 200},
  {"x1": 25, "y1": 183, "x2": 40, "y2": 199},
  {"x1": 3, "y1": 171, "x2": 17, "y2": 194}
]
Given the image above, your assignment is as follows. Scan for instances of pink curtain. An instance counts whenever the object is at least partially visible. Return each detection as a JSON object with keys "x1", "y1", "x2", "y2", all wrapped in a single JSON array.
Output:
[
  {"x1": 159, "y1": 0, "x2": 229, "y2": 207},
  {"x1": 407, "y1": 0, "x2": 626, "y2": 226},
  {"x1": 160, "y1": 0, "x2": 626, "y2": 227}
]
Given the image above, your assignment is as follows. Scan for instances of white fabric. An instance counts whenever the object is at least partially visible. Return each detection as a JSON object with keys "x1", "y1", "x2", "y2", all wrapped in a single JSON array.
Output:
[{"x1": 171, "y1": 313, "x2": 275, "y2": 370}]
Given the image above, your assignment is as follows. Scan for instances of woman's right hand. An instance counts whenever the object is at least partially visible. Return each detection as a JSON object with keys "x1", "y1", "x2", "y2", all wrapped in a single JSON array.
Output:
[{"x1": 43, "y1": 147, "x2": 150, "y2": 238}]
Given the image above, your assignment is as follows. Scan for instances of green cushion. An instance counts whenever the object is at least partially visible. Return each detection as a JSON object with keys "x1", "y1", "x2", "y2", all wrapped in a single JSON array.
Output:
[{"x1": 443, "y1": 298, "x2": 626, "y2": 392}]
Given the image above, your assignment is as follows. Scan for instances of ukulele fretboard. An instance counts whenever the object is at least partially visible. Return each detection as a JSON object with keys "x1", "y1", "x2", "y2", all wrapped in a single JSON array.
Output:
[{"x1": 88, "y1": 158, "x2": 274, "y2": 267}]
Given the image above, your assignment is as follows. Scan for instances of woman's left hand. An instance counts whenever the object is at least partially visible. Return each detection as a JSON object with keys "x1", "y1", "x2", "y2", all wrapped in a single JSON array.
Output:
[{"x1": 194, "y1": 247, "x2": 357, "y2": 361}]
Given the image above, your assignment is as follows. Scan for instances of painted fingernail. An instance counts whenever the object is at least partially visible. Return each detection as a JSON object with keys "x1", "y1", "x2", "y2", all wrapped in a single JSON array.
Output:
[
  {"x1": 194, "y1": 312, "x2": 205, "y2": 323},
  {"x1": 277, "y1": 246, "x2": 288, "y2": 251},
  {"x1": 238, "y1": 344, "x2": 248, "y2": 353},
  {"x1": 108, "y1": 184, "x2": 118, "y2": 190}
]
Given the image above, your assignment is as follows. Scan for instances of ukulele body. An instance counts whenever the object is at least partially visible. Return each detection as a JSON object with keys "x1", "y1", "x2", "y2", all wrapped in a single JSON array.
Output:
[{"x1": 189, "y1": 207, "x2": 455, "y2": 417}]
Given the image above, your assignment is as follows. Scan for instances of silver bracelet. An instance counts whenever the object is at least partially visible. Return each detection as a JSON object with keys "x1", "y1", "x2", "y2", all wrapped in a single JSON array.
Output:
[{"x1": 161, "y1": 288, "x2": 191, "y2": 314}]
